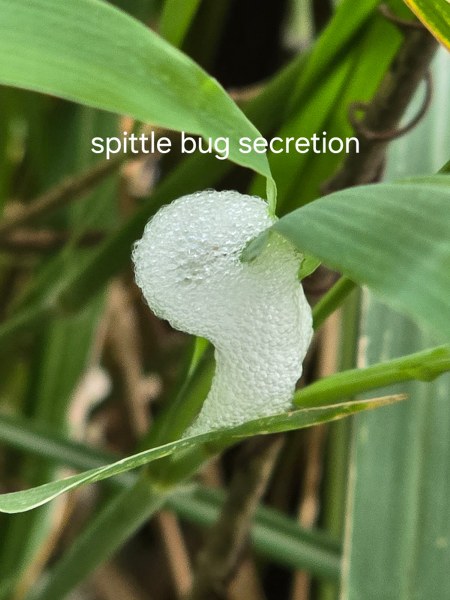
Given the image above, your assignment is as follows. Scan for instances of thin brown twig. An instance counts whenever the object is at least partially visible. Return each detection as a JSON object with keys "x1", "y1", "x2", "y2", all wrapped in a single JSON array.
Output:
[
  {"x1": 106, "y1": 279, "x2": 155, "y2": 440},
  {"x1": 187, "y1": 436, "x2": 283, "y2": 600},
  {"x1": 378, "y1": 3, "x2": 425, "y2": 31},
  {"x1": 323, "y1": 22, "x2": 437, "y2": 193},
  {"x1": 0, "y1": 155, "x2": 125, "y2": 239},
  {"x1": 0, "y1": 125, "x2": 172, "y2": 239},
  {"x1": 0, "y1": 228, "x2": 104, "y2": 253},
  {"x1": 348, "y1": 70, "x2": 432, "y2": 141},
  {"x1": 158, "y1": 511, "x2": 193, "y2": 598},
  {"x1": 199, "y1": 462, "x2": 266, "y2": 600}
]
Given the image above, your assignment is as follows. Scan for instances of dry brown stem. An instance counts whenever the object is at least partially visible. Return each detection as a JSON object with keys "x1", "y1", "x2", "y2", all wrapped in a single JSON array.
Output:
[
  {"x1": 324, "y1": 24, "x2": 437, "y2": 193},
  {"x1": 187, "y1": 436, "x2": 283, "y2": 600}
]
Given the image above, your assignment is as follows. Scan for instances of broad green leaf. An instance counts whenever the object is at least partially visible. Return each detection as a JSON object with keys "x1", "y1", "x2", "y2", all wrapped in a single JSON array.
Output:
[
  {"x1": 246, "y1": 179, "x2": 450, "y2": 339},
  {"x1": 0, "y1": 0, "x2": 274, "y2": 201},
  {"x1": 404, "y1": 0, "x2": 450, "y2": 49},
  {"x1": 0, "y1": 395, "x2": 402, "y2": 514},
  {"x1": 343, "y1": 312, "x2": 450, "y2": 600},
  {"x1": 0, "y1": 51, "x2": 308, "y2": 348},
  {"x1": 160, "y1": 0, "x2": 202, "y2": 47},
  {"x1": 342, "y1": 48, "x2": 450, "y2": 600}
]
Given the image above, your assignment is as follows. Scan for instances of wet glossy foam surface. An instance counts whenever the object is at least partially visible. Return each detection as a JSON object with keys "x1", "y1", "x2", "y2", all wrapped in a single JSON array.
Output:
[{"x1": 133, "y1": 190, "x2": 312, "y2": 434}]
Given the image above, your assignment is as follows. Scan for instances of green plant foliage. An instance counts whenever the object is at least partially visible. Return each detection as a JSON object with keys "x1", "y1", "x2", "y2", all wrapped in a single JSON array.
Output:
[
  {"x1": 0, "y1": 413, "x2": 341, "y2": 579},
  {"x1": 342, "y1": 313, "x2": 450, "y2": 600},
  {"x1": 294, "y1": 346, "x2": 450, "y2": 407},
  {"x1": 0, "y1": 0, "x2": 274, "y2": 198},
  {"x1": 245, "y1": 178, "x2": 450, "y2": 339},
  {"x1": 0, "y1": 0, "x2": 448, "y2": 596},
  {"x1": 3, "y1": 338, "x2": 450, "y2": 516},
  {"x1": 0, "y1": 50, "x2": 310, "y2": 348},
  {"x1": 160, "y1": 0, "x2": 202, "y2": 46},
  {"x1": 404, "y1": 0, "x2": 450, "y2": 49},
  {"x1": 253, "y1": 4, "x2": 404, "y2": 210},
  {"x1": 341, "y1": 49, "x2": 450, "y2": 600},
  {"x1": 0, "y1": 394, "x2": 403, "y2": 514}
]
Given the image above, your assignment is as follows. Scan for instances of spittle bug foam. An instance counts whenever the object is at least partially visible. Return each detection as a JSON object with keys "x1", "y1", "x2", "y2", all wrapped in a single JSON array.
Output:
[{"x1": 133, "y1": 190, "x2": 313, "y2": 435}]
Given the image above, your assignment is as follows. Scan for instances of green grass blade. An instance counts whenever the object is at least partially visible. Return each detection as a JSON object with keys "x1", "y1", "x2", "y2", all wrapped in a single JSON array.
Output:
[
  {"x1": 160, "y1": 0, "x2": 202, "y2": 46},
  {"x1": 294, "y1": 346, "x2": 450, "y2": 407},
  {"x1": 404, "y1": 0, "x2": 450, "y2": 49},
  {"x1": 0, "y1": 394, "x2": 404, "y2": 514},
  {"x1": 0, "y1": 413, "x2": 125, "y2": 475},
  {"x1": 255, "y1": 6, "x2": 403, "y2": 210},
  {"x1": 287, "y1": 0, "x2": 381, "y2": 110},
  {"x1": 0, "y1": 0, "x2": 273, "y2": 191},
  {"x1": 252, "y1": 179, "x2": 450, "y2": 339},
  {"x1": 312, "y1": 277, "x2": 357, "y2": 329}
]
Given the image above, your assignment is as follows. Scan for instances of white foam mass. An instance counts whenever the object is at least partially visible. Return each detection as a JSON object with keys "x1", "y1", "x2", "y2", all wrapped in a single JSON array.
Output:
[{"x1": 133, "y1": 190, "x2": 313, "y2": 435}]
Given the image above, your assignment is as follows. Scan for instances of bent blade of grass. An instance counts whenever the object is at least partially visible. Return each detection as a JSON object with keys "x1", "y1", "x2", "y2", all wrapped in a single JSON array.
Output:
[
  {"x1": 0, "y1": 395, "x2": 404, "y2": 514},
  {"x1": 0, "y1": 0, "x2": 274, "y2": 198}
]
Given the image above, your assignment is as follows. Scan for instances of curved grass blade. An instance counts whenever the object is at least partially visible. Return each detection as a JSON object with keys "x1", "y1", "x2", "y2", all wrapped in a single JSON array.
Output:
[
  {"x1": 0, "y1": 395, "x2": 403, "y2": 514},
  {"x1": 0, "y1": 0, "x2": 274, "y2": 200}
]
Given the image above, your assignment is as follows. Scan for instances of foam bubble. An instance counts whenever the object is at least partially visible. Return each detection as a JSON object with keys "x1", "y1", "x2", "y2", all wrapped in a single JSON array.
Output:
[{"x1": 133, "y1": 190, "x2": 313, "y2": 435}]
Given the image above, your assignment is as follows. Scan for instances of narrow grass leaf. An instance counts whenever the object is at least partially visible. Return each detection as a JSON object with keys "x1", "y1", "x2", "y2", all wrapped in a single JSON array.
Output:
[
  {"x1": 160, "y1": 0, "x2": 202, "y2": 47},
  {"x1": 0, "y1": 395, "x2": 403, "y2": 514},
  {"x1": 404, "y1": 0, "x2": 450, "y2": 49},
  {"x1": 294, "y1": 345, "x2": 450, "y2": 407}
]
